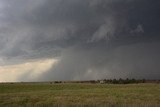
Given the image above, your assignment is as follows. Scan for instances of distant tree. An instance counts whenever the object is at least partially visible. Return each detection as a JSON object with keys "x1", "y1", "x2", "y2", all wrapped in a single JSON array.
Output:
[
  {"x1": 119, "y1": 78, "x2": 123, "y2": 84},
  {"x1": 142, "y1": 79, "x2": 146, "y2": 83},
  {"x1": 112, "y1": 79, "x2": 118, "y2": 84}
]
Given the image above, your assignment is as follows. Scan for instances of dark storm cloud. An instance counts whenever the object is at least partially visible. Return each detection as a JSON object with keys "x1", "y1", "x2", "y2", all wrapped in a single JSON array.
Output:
[{"x1": 0, "y1": 0, "x2": 160, "y2": 81}]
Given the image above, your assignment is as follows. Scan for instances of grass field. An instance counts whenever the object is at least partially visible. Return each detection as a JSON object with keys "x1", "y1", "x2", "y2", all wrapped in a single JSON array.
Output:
[{"x1": 0, "y1": 83, "x2": 160, "y2": 107}]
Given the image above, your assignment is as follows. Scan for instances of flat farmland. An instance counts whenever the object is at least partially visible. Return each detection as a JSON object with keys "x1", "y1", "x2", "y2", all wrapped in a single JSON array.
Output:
[{"x1": 0, "y1": 83, "x2": 160, "y2": 107}]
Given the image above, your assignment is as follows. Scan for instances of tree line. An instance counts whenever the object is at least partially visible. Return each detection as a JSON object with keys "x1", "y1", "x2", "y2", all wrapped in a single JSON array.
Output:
[
  {"x1": 99, "y1": 78, "x2": 146, "y2": 84},
  {"x1": 53, "y1": 78, "x2": 147, "y2": 84}
]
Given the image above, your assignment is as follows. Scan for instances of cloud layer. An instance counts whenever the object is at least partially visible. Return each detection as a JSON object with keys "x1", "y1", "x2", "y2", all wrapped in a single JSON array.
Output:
[{"x1": 0, "y1": 0, "x2": 160, "y2": 81}]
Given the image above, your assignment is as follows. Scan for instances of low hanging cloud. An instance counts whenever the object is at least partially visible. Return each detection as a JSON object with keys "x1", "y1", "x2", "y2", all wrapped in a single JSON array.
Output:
[
  {"x1": 39, "y1": 42, "x2": 160, "y2": 81},
  {"x1": 90, "y1": 18, "x2": 116, "y2": 42},
  {"x1": 0, "y1": 59, "x2": 57, "y2": 82},
  {"x1": 0, "y1": 0, "x2": 160, "y2": 82}
]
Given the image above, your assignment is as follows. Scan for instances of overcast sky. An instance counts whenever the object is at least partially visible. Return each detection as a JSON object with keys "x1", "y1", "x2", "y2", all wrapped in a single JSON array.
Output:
[{"x1": 0, "y1": 0, "x2": 160, "y2": 82}]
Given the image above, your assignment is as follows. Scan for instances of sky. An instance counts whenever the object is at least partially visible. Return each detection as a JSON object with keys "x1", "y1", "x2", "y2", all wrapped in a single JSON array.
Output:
[{"x1": 0, "y1": 0, "x2": 160, "y2": 82}]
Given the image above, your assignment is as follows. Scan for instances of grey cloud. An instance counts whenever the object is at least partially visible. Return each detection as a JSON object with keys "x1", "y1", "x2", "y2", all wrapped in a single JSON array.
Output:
[
  {"x1": 130, "y1": 24, "x2": 144, "y2": 36},
  {"x1": 0, "y1": 0, "x2": 159, "y2": 81},
  {"x1": 90, "y1": 18, "x2": 116, "y2": 42},
  {"x1": 39, "y1": 42, "x2": 160, "y2": 81}
]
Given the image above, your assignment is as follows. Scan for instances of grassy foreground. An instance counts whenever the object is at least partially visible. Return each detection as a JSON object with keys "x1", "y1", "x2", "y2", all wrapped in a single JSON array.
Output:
[{"x1": 0, "y1": 83, "x2": 160, "y2": 107}]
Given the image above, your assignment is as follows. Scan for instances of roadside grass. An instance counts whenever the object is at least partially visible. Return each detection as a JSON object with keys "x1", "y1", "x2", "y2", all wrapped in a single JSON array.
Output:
[{"x1": 0, "y1": 83, "x2": 160, "y2": 107}]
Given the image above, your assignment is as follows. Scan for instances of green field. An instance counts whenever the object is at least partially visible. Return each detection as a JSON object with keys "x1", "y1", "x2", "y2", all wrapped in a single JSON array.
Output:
[{"x1": 0, "y1": 83, "x2": 160, "y2": 107}]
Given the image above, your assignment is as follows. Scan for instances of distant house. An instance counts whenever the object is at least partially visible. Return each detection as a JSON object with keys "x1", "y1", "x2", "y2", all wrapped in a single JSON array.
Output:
[{"x1": 100, "y1": 80, "x2": 105, "y2": 84}]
